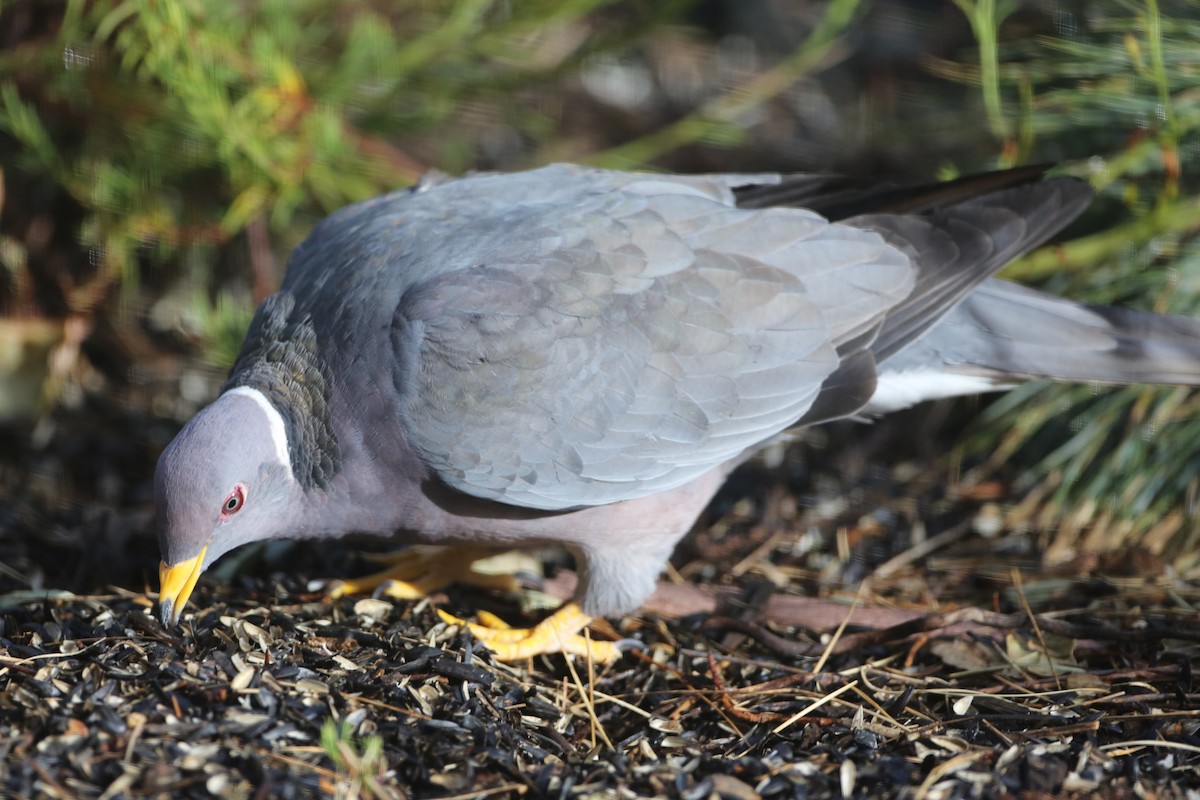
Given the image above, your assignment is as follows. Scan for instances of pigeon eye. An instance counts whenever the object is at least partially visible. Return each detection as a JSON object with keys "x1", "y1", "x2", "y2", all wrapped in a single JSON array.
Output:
[{"x1": 221, "y1": 484, "x2": 246, "y2": 517}]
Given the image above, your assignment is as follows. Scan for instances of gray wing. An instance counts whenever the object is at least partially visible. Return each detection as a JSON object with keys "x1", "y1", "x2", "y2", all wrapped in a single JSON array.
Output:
[
  {"x1": 850, "y1": 178, "x2": 1093, "y2": 364},
  {"x1": 392, "y1": 167, "x2": 913, "y2": 510},
  {"x1": 270, "y1": 164, "x2": 1089, "y2": 510}
]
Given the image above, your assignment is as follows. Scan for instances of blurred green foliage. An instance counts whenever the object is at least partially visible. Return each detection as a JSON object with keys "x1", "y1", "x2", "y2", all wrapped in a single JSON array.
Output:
[
  {"x1": 0, "y1": 0, "x2": 689, "y2": 336},
  {"x1": 945, "y1": 0, "x2": 1200, "y2": 551},
  {"x1": 0, "y1": 0, "x2": 863, "y2": 355},
  {"x1": 320, "y1": 717, "x2": 396, "y2": 800}
]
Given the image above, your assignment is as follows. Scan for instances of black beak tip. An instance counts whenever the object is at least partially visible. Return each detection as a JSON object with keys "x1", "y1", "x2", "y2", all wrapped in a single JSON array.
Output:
[{"x1": 158, "y1": 599, "x2": 175, "y2": 627}]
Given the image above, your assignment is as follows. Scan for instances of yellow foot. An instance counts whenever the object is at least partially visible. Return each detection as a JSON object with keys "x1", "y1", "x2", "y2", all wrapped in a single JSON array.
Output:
[
  {"x1": 326, "y1": 546, "x2": 521, "y2": 601},
  {"x1": 437, "y1": 602, "x2": 623, "y2": 662}
]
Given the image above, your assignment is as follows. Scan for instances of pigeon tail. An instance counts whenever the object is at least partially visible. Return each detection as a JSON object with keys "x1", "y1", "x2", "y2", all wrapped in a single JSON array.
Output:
[{"x1": 866, "y1": 279, "x2": 1200, "y2": 413}]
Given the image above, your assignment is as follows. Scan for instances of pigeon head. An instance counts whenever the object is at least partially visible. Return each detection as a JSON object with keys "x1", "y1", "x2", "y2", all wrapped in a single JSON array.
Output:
[{"x1": 155, "y1": 386, "x2": 300, "y2": 625}]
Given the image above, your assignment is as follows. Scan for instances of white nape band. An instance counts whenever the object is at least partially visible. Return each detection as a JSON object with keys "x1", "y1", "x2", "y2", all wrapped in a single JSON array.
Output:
[
  {"x1": 223, "y1": 386, "x2": 294, "y2": 476},
  {"x1": 864, "y1": 369, "x2": 1010, "y2": 415}
]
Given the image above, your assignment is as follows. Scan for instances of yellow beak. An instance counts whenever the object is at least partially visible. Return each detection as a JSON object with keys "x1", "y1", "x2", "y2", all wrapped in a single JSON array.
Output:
[{"x1": 158, "y1": 547, "x2": 207, "y2": 626}]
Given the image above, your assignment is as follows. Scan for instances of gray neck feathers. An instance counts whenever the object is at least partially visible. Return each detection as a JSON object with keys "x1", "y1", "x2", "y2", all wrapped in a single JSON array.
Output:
[{"x1": 225, "y1": 292, "x2": 341, "y2": 491}]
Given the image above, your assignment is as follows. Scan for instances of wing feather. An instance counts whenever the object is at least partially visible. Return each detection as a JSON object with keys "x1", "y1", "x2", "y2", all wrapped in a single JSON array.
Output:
[
  {"x1": 273, "y1": 164, "x2": 1086, "y2": 511},
  {"x1": 392, "y1": 166, "x2": 912, "y2": 509}
]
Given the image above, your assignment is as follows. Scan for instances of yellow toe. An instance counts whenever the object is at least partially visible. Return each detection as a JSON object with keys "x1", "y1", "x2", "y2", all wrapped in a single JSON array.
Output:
[
  {"x1": 475, "y1": 609, "x2": 513, "y2": 630},
  {"x1": 325, "y1": 546, "x2": 520, "y2": 600},
  {"x1": 438, "y1": 603, "x2": 623, "y2": 662}
]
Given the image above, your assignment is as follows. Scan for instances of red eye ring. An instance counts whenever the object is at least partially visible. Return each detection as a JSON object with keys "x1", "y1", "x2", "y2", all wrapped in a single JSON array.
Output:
[{"x1": 221, "y1": 483, "x2": 247, "y2": 518}]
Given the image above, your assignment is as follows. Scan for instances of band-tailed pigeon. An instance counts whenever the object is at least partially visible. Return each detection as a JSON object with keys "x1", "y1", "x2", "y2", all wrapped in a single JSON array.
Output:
[{"x1": 155, "y1": 164, "x2": 1200, "y2": 660}]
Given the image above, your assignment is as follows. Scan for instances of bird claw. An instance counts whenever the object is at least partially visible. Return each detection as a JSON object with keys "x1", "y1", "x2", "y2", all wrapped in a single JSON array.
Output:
[
  {"x1": 437, "y1": 603, "x2": 624, "y2": 663},
  {"x1": 322, "y1": 546, "x2": 521, "y2": 601},
  {"x1": 323, "y1": 579, "x2": 350, "y2": 599},
  {"x1": 325, "y1": 575, "x2": 426, "y2": 600}
]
